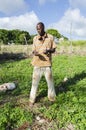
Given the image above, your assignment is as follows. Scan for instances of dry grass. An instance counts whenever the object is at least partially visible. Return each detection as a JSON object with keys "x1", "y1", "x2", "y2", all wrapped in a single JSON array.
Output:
[
  {"x1": 56, "y1": 45, "x2": 86, "y2": 56},
  {"x1": 0, "y1": 45, "x2": 32, "y2": 55},
  {"x1": 0, "y1": 45, "x2": 32, "y2": 60},
  {"x1": 0, "y1": 44, "x2": 86, "y2": 58}
]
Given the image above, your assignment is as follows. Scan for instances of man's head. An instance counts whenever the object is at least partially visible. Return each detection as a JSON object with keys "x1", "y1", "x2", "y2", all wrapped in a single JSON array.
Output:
[{"x1": 36, "y1": 22, "x2": 45, "y2": 36}]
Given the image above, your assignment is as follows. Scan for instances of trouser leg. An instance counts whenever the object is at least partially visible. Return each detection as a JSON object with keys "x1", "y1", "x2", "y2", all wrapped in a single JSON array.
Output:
[
  {"x1": 44, "y1": 67, "x2": 56, "y2": 100},
  {"x1": 29, "y1": 67, "x2": 42, "y2": 103}
]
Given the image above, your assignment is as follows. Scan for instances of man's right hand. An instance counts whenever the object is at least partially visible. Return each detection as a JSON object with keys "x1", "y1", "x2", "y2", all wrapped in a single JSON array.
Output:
[{"x1": 33, "y1": 50, "x2": 39, "y2": 56}]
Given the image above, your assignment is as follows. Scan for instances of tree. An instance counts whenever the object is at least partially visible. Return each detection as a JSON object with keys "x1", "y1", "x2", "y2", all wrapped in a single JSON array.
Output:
[
  {"x1": 0, "y1": 29, "x2": 9, "y2": 44},
  {"x1": 0, "y1": 29, "x2": 31, "y2": 45},
  {"x1": 28, "y1": 35, "x2": 35, "y2": 44},
  {"x1": 19, "y1": 33, "x2": 27, "y2": 44},
  {"x1": 20, "y1": 31, "x2": 31, "y2": 44},
  {"x1": 46, "y1": 29, "x2": 61, "y2": 38}
]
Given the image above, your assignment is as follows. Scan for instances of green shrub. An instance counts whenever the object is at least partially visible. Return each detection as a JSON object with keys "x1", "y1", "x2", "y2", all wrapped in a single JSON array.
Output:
[{"x1": 0, "y1": 103, "x2": 33, "y2": 129}]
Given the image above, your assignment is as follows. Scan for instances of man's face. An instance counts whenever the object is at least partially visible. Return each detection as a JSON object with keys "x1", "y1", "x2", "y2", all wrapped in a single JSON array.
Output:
[{"x1": 36, "y1": 24, "x2": 44, "y2": 36}]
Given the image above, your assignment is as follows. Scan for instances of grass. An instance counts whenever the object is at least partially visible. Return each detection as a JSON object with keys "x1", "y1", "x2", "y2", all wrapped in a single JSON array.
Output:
[
  {"x1": 0, "y1": 55, "x2": 86, "y2": 130},
  {"x1": 60, "y1": 40, "x2": 86, "y2": 46},
  {"x1": 0, "y1": 41, "x2": 86, "y2": 59},
  {"x1": 57, "y1": 40, "x2": 86, "y2": 55}
]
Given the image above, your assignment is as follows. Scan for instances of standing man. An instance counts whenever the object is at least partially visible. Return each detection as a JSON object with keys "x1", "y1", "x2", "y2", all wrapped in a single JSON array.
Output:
[{"x1": 29, "y1": 22, "x2": 57, "y2": 105}]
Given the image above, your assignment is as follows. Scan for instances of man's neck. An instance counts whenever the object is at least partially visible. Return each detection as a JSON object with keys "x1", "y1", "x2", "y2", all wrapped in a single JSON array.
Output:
[{"x1": 40, "y1": 31, "x2": 45, "y2": 36}]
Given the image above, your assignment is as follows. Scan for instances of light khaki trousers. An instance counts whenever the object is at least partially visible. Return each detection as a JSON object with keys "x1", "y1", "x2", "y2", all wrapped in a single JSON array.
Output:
[{"x1": 29, "y1": 66, "x2": 56, "y2": 103}]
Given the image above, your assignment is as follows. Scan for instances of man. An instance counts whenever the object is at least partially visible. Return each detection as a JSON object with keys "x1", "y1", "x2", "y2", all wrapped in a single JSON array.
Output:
[{"x1": 29, "y1": 22, "x2": 56, "y2": 105}]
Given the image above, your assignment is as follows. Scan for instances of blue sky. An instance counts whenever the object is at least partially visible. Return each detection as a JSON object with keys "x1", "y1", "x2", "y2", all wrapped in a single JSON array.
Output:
[{"x1": 0, "y1": 0, "x2": 86, "y2": 40}]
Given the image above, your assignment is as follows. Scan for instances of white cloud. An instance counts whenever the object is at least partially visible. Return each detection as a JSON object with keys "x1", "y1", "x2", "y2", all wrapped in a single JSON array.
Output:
[
  {"x1": 39, "y1": 0, "x2": 56, "y2": 5},
  {"x1": 0, "y1": 0, "x2": 28, "y2": 15},
  {"x1": 48, "y1": 8, "x2": 86, "y2": 39},
  {"x1": 39, "y1": 0, "x2": 46, "y2": 5},
  {"x1": 0, "y1": 11, "x2": 39, "y2": 34},
  {"x1": 69, "y1": 0, "x2": 86, "y2": 8}
]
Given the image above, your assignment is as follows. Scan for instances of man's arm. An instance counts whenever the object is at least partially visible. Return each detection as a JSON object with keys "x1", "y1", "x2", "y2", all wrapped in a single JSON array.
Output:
[
  {"x1": 44, "y1": 48, "x2": 56, "y2": 54},
  {"x1": 32, "y1": 50, "x2": 40, "y2": 56},
  {"x1": 46, "y1": 48, "x2": 56, "y2": 53}
]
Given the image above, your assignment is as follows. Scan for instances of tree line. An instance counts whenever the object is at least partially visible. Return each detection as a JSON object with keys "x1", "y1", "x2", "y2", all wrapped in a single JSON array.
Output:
[{"x1": 0, "y1": 29, "x2": 68, "y2": 45}]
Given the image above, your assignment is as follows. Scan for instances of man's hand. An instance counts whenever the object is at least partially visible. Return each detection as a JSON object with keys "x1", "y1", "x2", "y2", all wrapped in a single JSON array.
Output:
[
  {"x1": 43, "y1": 49, "x2": 49, "y2": 54},
  {"x1": 33, "y1": 50, "x2": 39, "y2": 56},
  {"x1": 43, "y1": 48, "x2": 56, "y2": 54}
]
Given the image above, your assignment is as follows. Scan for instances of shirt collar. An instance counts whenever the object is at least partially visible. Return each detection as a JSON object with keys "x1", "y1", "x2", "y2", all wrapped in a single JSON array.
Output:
[{"x1": 38, "y1": 33, "x2": 48, "y2": 40}]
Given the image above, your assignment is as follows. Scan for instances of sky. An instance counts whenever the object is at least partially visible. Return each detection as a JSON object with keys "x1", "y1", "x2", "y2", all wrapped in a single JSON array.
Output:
[{"x1": 0, "y1": 0, "x2": 86, "y2": 40}]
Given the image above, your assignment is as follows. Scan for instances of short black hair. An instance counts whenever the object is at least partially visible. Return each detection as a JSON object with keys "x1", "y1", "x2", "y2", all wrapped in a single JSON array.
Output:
[{"x1": 37, "y1": 22, "x2": 45, "y2": 28}]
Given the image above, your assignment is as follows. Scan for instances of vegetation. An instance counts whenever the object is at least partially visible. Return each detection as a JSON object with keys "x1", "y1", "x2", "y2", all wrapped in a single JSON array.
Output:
[
  {"x1": 0, "y1": 28, "x2": 68, "y2": 45},
  {"x1": 71, "y1": 40, "x2": 86, "y2": 46},
  {"x1": 0, "y1": 54, "x2": 86, "y2": 130},
  {"x1": 47, "y1": 29, "x2": 68, "y2": 40},
  {"x1": 60, "y1": 40, "x2": 86, "y2": 46},
  {"x1": 46, "y1": 29, "x2": 61, "y2": 38},
  {"x1": 0, "y1": 29, "x2": 34, "y2": 45}
]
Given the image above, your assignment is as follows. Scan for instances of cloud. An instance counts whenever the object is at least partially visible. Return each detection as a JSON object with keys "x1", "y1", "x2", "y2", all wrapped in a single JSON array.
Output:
[
  {"x1": 0, "y1": 11, "x2": 39, "y2": 34},
  {"x1": 39, "y1": 0, "x2": 56, "y2": 5},
  {"x1": 39, "y1": 0, "x2": 46, "y2": 5},
  {"x1": 48, "y1": 8, "x2": 86, "y2": 39},
  {"x1": 0, "y1": 0, "x2": 28, "y2": 15},
  {"x1": 69, "y1": 0, "x2": 86, "y2": 8}
]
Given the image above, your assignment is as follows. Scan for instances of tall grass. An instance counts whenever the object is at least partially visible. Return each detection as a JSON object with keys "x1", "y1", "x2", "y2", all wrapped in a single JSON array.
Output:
[{"x1": 59, "y1": 40, "x2": 86, "y2": 46}]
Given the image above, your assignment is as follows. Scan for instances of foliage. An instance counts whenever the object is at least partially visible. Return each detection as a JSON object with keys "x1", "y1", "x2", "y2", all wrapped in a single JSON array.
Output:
[
  {"x1": 46, "y1": 29, "x2": 61, "y2": 38},
  {"x1": 46, "y1": 29, "x2": 68, "y2": 41},
  {"x1": 0, "y1": 103, "x2": 33, "y2": 129},
  {"x1": 0, "y1": 55, "x2": 86, "y2": 129},
  {"x1": 0, "y1": 29, "x2": 9, "y2": 44},
  {"x1": 28, "y1": 35, "x2": 35, "y2": 44},
  {"x1": 0, "y1": 29, "x2": 31, "y2": 45}
]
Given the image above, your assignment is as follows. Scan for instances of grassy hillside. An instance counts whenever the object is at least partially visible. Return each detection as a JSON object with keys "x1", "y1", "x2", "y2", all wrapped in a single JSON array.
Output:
[{"x1": 0, "y1": 55, "x2": 86, "y2": 130}]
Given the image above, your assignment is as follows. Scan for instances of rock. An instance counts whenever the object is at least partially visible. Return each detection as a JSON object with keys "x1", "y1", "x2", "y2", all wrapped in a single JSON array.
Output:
[
  {"x1": 0, "y1": 82, "x2": 16, "y2": 92},
  {"x1": 63, "y1": 77, "x2": 68, "y2": 82}
]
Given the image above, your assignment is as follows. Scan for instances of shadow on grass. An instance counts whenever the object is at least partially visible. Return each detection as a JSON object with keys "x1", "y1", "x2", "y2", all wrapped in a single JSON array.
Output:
[
  {"x1": 28, "y1": 71, "x2": 86, "y2": 102},
  {"x1": 0, "y1": 71, "x2": 86, "y2": 106},
  {"x1": 0, "y1": 52, "x2": 30, "y2": 63},
  {"x1": 55, "y1": 71, "x2": 86, "y2": 94},
  {"x1": 36, "y1": 89, "x2": 47, "y2": 102}
]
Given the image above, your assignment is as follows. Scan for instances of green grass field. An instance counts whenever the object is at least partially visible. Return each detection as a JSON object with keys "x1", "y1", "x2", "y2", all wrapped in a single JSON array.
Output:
[{"x1": 0, "y1": 55, "x2": 86, "y2": 130}]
